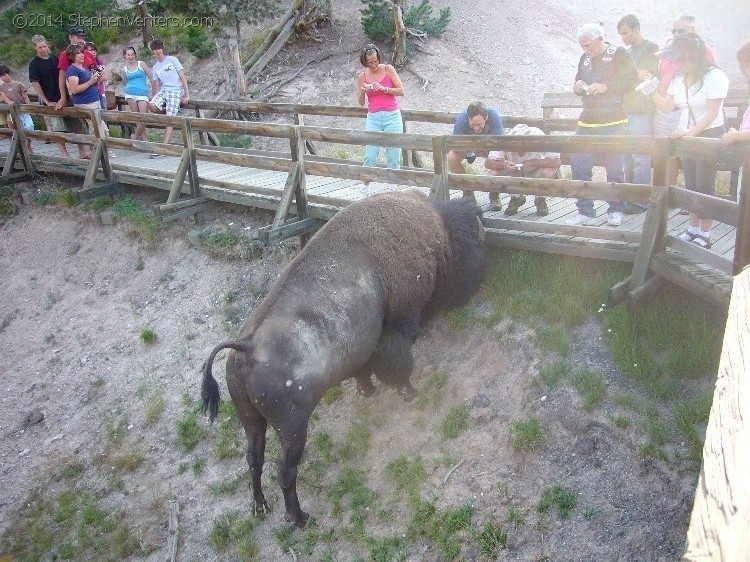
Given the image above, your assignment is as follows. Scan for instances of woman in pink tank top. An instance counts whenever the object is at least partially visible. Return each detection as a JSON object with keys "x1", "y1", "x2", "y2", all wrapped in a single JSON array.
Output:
[{"x1": 357, "y1": 44, "x2": 405, "y2": 187}]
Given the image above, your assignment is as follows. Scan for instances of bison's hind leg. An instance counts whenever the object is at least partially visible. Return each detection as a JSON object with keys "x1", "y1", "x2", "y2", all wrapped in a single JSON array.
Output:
[
  {"x1": 277, "y1": 417, "x2": 311, "y2": 527},
  {"x1": 371, "y1": 327, "x2": 417, "y2": 400},
  {"x1": 227, "y1": 377, "x2": 270, "y2": 516}
]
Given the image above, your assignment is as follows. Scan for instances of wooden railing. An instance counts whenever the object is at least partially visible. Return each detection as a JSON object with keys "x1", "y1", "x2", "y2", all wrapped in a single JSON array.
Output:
[{"x1": 2, "y1": 100, "x2": 749, "y2": 306}]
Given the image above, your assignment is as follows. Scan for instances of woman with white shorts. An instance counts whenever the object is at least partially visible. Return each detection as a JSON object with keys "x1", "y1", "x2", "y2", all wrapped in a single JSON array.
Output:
[{"x1": 121, "y1": 46, "x2": 153, "y2": 141}]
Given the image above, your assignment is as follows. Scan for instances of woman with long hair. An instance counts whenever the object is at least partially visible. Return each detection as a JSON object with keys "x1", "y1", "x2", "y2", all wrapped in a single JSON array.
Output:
[
  {"x1": 651, "y1": 33, "x2": 729, "y2": 248},
  {"x1": 356, "y1": 44, "x2": 405, "y2": 194},
  {"x1": 120, "y1": 46, "x2": 153, "y2": 141}
]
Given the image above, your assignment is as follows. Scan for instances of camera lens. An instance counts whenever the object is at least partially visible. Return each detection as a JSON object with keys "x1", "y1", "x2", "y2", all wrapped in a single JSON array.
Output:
[{"x1": 466, "y1": 151, "x2": 476, "y2": 164}]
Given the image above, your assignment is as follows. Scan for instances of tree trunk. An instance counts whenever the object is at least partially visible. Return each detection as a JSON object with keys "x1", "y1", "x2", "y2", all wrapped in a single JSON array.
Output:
[
  {"x1": 134, "y1": 0, "x2": 154, "y2": 49},
  {"x1": 393, "y1": 0, "x2": 407, "y2": 67},
  {"x1": 232, "y1": 20, "x2": 246, "y2": 97}
]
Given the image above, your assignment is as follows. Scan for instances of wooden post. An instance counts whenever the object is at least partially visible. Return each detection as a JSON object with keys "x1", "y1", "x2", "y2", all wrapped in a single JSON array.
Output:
[
  {"x1": 9, "y1": 104, "x2": 34, "y2": 173},
  {"x1": 293, "y1": 127, "x2": 308, "y2": 221},
  {"x1": 194, "y1": 107, "x2": 208, "y2": 146},
  {"x1": 2, "y1": 132, "x2": 21, "y2": 177},
  {"x1": 732, "y1": 150, "x2": 750, "y2": 275},
  {"x1": 294, "y1": 114, "x2": 316, "y2": 155},
  {"x1": 182, "y1": 120, "x2": 200, "y2": 198},
  {"x1": 166, "y1": 149, "x2": 190, "y2": 204},
  {"x1": 83, "y1": 140, "x2": 104, "y2": 189},
  {"x1": 683, "y1": 267, "x2": 750, "y2": 560},
  {"x1": 401, "y1": 117, "x2": 410, "y2": 167},
  {"x1": 430, "y1": 136, "x2": 449, "y2": 201}
]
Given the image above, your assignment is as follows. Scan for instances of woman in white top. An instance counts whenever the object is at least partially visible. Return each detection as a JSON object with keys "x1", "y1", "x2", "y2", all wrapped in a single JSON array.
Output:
[
  {"x1": 120, "y1": 46, "x2": 153, "y2": 141},
  {"x1": 651, "y1": 33, "x2": 729, "y2": 249}
]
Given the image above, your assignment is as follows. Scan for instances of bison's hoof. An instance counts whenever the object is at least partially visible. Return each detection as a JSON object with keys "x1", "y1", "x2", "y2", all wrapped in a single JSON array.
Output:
[
  {"x1": 253, "y1": 500, "x2": 270, "y2": 518},
  {"x1": 287, "y1": 510, "x2": 310, "y2": 528},
  {"x1": 399, "y1": 385, "x2": 417, "y2": 402},
  {"x1": 357, "y1": 379, "x2": 376, "y2": 397}
]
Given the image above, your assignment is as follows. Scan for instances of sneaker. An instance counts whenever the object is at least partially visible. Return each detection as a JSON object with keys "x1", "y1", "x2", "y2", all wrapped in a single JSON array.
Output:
[
  {"x1": 567, "y1": 213, "x2": 597, "y2": 226},
  {"x1": 535, "y1": 197, "x2": 549, "y2": 216},
  {"x1": 607, "y1": 212, "x2": 622, "y2": 226},
  {"x1": 504, "y1": 195, "x2": 526, "y2": 216}
]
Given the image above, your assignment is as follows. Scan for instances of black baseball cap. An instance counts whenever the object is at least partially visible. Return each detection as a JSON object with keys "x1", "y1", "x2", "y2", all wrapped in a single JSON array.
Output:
[{"x1": 69, "y1": 27, "x2": 86, "y2": 36}]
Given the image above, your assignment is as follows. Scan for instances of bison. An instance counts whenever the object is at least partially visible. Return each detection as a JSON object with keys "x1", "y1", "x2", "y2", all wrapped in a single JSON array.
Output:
[{"x1": 201, "y1": 190, "x2": 485, "y2": 526}]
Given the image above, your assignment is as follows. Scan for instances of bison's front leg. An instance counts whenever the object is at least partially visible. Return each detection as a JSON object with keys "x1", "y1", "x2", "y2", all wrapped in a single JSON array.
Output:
[
  {"x1": 278, "y1": 420, "x2": 310, "y2": 527},
  {"x1": 371, "y1": 327, "x2": 417, "y2": 400}
]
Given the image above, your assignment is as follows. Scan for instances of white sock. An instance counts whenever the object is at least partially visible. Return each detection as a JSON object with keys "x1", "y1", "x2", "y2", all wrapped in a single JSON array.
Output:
[
  {"x1": 700, "y1": 229, "x2": 711, "y2": 238},
  {"x1": 689, "y1": 226, "x2": 700, "y2": 235}
]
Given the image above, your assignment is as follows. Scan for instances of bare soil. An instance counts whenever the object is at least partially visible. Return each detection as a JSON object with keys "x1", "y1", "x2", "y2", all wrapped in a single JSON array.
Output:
[{"x1": 0, "y1": 0, "x2": 745, "y2": 560}]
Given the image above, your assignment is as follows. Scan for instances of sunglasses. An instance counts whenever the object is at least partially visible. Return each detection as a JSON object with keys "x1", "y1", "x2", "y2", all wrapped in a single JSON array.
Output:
[{"x1": 671, "y1": 28, "x2": 688, "y2": 35}]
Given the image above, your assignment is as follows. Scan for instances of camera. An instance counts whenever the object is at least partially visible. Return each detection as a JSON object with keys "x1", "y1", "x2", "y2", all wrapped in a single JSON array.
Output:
[
  {"x1": 581, "y1": 84, "x2": 591, "y2": 95},
  {"x1": 466, "y1": 151, "x2": 476, "y2": 164},
  {"x1": 506, "y1": 163, "x2": 524, "y2": 176},
  {"x1": 634, "y1": 76, "x2": 659, "y2": 96}
]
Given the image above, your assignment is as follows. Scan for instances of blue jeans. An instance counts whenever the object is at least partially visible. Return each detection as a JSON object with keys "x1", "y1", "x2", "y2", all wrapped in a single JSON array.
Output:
[
  {"x1": 570, "y1": 123, "x2": 626, "y2": 216},
  {"x1": 364, "y1": 109, "x2": 403, "y2": 169},
  {"x1": 624, "y1": 113, "x2": 652, "y2": 185}
]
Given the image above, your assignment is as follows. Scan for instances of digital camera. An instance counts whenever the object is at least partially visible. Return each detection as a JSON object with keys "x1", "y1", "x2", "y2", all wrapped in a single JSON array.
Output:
[
  {"x1": 89, "y1": 64, "x2": 105, "y2": 75},
  {"x1": 634, "y1": 77, "x2": 659, "y2": 96}
]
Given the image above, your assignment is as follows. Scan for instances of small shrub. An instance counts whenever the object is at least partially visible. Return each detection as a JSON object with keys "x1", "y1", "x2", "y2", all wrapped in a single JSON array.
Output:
[
  {"x1": 441, "y1": 404, "x2": 471, "y2": 439},
  {"x1": 322, "y1": 384, "x2": 342, "y2": 405},
  {"x1": 176, "y1": 411, "x2": 207, "y2": 452},
  {"x1": 56, "y1": 189, "x2": 77, "y2": 207},
  {"x1": 538, "y1": 484, "x2": 578, "y2": 520},
  {"x1": 475, "y1": 518, "x2": 508, "y2": 557},
  {"x1": 509, "y1": 417, "x2": 543, "y2": 452},
  {"x1": 140, "y1": 328, "x2": 157, "y2": 344}
]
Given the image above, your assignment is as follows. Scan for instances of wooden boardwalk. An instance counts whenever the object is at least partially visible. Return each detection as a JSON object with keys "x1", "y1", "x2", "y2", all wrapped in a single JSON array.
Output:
[{"x1": 11, "y1": 139, "x2": 735, "y2": 261}]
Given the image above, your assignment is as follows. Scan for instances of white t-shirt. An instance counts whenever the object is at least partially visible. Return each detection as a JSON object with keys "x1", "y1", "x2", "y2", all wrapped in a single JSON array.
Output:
[
  {"x1": 668, "y1": 67, "x2": 729, "y2": 131},
  {"x1": 152, "y1": 55, "x2": 184, "y2": 91}
]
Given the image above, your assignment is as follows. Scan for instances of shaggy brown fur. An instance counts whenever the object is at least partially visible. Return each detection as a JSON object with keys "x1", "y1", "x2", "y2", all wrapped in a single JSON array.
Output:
[{"x1": 202, "y1": 190, "x2": 485, "y2": 526}]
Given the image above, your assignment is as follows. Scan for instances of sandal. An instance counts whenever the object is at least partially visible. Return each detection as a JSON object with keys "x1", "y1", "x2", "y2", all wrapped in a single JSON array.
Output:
[
  {"x1": 677, "y1": 229, "x2": 696, "y2": 242},
  {"x1": 504, "y1": 195, "x2": 526, "y2": 216},
  {"x1": 691, "y1": 234, "x2": 712, "y2": 249}
]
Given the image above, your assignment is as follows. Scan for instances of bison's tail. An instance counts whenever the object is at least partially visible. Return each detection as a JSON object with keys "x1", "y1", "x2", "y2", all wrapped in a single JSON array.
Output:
[{"x1": 201, "y1": 341, "x2": 250, "y2": 423}]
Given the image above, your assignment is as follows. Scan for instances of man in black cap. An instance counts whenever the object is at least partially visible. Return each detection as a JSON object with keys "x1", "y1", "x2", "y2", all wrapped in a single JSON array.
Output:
[{"x1": 57, "y1": 27, "x2": 96, "y2": 158}]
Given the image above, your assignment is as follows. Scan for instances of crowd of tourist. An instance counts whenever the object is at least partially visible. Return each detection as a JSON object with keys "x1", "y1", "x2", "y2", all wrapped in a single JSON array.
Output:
[{"x1": 1, "y1": 14, "x2": 748, "y2": 240}]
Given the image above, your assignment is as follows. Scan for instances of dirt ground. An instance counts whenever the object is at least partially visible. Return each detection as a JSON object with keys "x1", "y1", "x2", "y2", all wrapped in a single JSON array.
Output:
[{"x1": 0, "y1": 0, "x2": 746, "y2": 560}]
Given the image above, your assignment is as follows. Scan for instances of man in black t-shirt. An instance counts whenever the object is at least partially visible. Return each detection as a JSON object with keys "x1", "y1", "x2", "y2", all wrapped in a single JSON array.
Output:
[
  {"x1": 568, "y1": 23, "x2": 638, "y2": 227},
  {"x1": 28, "y1": 34, "x2": 70, "y2": 157}
]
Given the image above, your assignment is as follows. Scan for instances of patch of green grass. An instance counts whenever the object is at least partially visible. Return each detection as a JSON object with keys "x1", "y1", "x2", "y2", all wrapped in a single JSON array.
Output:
[
  {"x1": 56, "y1": 188, "x2": 77, "y2": 207},
  {"x1": 506, "y1": 506, "x2": 525, "y2": 528},
  {"x1": 442, "y1": 302, "x2": 478, "y2": 331},
  {"x1": 602, "y1": 290, "x2": 722, "y2": 399},
  {"x1": 674, "y1": 390, "x2": 713, "y2": 461},
  {"x1": 144, "y1": 388, "x2": 165, "y2": 426},
  {"x1": 539, "y1": 360, "x2": 571, "y2": 389},
  {"x1": 584, "y1": 505, "x2": 603, "y2": 520},
  {"x1": 4, "y1": 486, "x2": 149, "y2": 560},
  {"x1": 572, "y1": 368, "x2": 607, "y2": 411},
  {"x1": 535, "y1": 323, "x2": 570, "y2": 356},
  {"x1": 208, "y1": 472, "x2": 247, "y2": 496},
  {"x1": 207, "y1": 231, "x2": 238, "y2": 251},
  {"x1": 441, "y1": 404, "x2": 471, "y2": 439},
  {"x1": 538, "y1": 484, "x2": 578, "y2": 520},
  {"x1": 509, "y1": 417, "x2": 544, "y2": 452},
  {"x1": 408, "y1": 499, "x2": 474, "y2": 560},
  {"x1": 83, "y1": 196, "x2": 111, "y2": 212},
  {"x1": 322, "y1": 384, "x2": 343, "y2": 405},
  {"x1": 217, "y1": 133, "x2": 253, "y2": 149},
  {"x1": 274, "y1": 519, "x2": 323, "y2": 557},
  {"x1": 192, "y1": 457, "x2": 206, "y2": 475},
  {"x1": 385, "y1": 454, "x2": 426, "y2": 500},
  {"x1": 140, "y1": 328, "x2": 157, "y2": 344},
  {"x1": 485, "y1": 250, "x2": 627, "y2": 328},
  {"x1": 475, "y1": 517, "x2": 508, "y2": 558},
  {"x1": 327, "y1": 469, "x2": 374, "y2": 535},
  {"x1": 210, "y1": 510, "x2": 257, "y2": 556},
  {"x1": 113, "y1": 195, "x2": 163, "y2": 245},
  {"x1": 0, "y1": 185, "x2": 18, "y2": 217},
  {"x1": 100, "y1": 442, "x2": 144, "y2": 473},
  {"x1": 416, "y1": 372, "x2": 448, "y2": 410},
  {"x1": 176, "y1": 411, "x2": 208, "y2": 452},
  {"x1": 216, "y1": 417, "x2": 244, "y2": 460},
  {"x1": 614, "y1": 415, "x2": 631, "y2": 429},
  {"x1": 339, "y1": 419, "x2": 372, "y2": 460}
]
